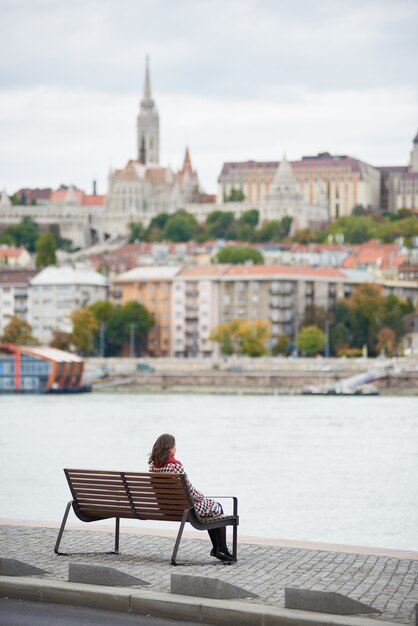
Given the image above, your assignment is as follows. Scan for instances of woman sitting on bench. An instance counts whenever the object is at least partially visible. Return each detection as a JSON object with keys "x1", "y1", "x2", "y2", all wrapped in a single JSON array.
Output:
[{"x1": 149, "y1": 433, "x2": 236, "y2": 563}]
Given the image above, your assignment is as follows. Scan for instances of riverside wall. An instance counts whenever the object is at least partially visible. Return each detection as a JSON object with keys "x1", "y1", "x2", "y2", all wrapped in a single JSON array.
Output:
[{"x1": 85, "y1": 357, "x2": 418, "y2": 393}]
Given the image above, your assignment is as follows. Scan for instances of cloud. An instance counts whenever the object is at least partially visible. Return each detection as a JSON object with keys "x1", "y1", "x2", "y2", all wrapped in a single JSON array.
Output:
[{"x1": 0, "y1": 0, "x2": 417, "y2": 193}]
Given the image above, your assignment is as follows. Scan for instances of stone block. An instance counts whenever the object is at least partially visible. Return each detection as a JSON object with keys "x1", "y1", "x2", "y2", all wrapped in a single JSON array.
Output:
[
  {"x1": 0, "y1": 557, "x2": 48, "y2": 577},
  {"x1": 171, "y1": 574, "x2": 257, "y2": 600},
  {"x1": 284, "y1": 587, "x2": 381, "y2": 615},
  {"x1": 68, "y1": 563, "x2": 149, "y2": 587}
]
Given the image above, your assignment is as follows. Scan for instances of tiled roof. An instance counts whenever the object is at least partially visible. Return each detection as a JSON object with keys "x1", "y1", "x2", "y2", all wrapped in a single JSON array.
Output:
[
  {"x1": 82, "y1": 194, "x2": 105, "y2": 206},
  {"x1": 218, "y1": 154, "x2": 372, "y2": 180},
  {"x1": 177, "y1": 265, "x2": 229, "y2": 277},
  {"x1": 0, "y1": 246, "x2": 27, "y2": 258},
  {"x1": 31, "y1": 266, "x2": 109, "y2": 287},
  {"x1": 145, "y1": 167, "x2": 170, "y2": 184},
  {"x1": 0, "y1": 269, "x2": 39, "y2": 284},
  {"x1": 115, "y1": 266, "x2": 181, "y2": 282},
  {"x1": 224, "y1": 265, "x2": 345, "y2": 278},
  {"x1": 50, "y1": 189, "x2": 83, "y2": 201}
]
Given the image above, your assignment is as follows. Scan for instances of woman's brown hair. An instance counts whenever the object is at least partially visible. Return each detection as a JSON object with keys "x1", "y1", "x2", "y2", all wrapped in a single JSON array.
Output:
[{"x1": 149, "y1": 433, "x2": 175, "y2": 466}]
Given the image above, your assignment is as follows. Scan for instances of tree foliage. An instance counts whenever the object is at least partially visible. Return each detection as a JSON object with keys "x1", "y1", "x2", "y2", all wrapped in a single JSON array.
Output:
[
  {"x1": 0, "y1": 216, "x2": 39, "y2": 251},
  {"x1": 0, "y1": 315, "x2": 39, "y2": 345},
  {"x1": 35, "y1": 231, "x2": 57, "y2": 267},
  {"x1": 70, "y1": 308, "x2": 99, "y2": 354},
  {"x1": 88, "y1": 300, "x2": 154, "y2": 356},
  {"x1": 49, "y1": 328, "x2": 70, "y2": 351},
  {"x1": 224, "y1": 188, "x2": 245, "y2": 202},
  {"x1": 296, "y1": 325, "x2": 326, "y2": 356},
  {"x1": 215, "y1": 246, "x2": 264, "y2": 265},
  {"x1": 330, "y1": 284, "x2": 411, "y2": 356},
  {"x1": 210, "y1": 319, "x2": 270, "y2": 357}
]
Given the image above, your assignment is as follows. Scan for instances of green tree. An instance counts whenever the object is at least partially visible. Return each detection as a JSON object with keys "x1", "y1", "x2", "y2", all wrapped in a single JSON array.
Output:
[
  {"x1": 107, "y1": 301, "x2": 154, "y2": 355},
  {"x1": 346, "y1": 284, "x2": 386, "y2": 355},
  {"x1": 163, "y1": 211, "x2": 200, "y2": 242},
  {"x1": 238, "y1": 209, "x2": 259, "y2": 228},
  {"x1": 35, "y1": 231, "x2": 57, "y2": 267},
  {"x1": 271, "y1": 334, "x2": 291, "y2": 356},
  {"x1": 302, "y1": 304, "x2": 334, "y2": 329},
  {"x1": 324, "y1": 215, "x2": 380, "y2": 244},
  {"x1": 0, "y1": 315, "x2": 39, "y2": 345},
  {"x1": 3, "y1": 216, "x2": 39, "y2": 251},
  {"x1": 292, "y1": 228, "x2": 318, "y2": 244},
  {"x1": 205, "y1": 210, "x2": 237, "y2": 240},
  {"x1": 70, "y1": 308, "x2": 99, "y2": 354},
  {"x1": 296, "y1": 325, "x2": 326, "y2": 356},
  {"x1": 255, "y1": 218, "x2": 291, "y2": 242},
  {"x1": 144, "y1": 213, "x2": 170, "y2": 241},
  {"x1": 224, "y1": 188, "x2": 245, "y2": 202},
  {"x1": 128, "y1": 222, "x2": 145, "y2": 243},
  {"x1": 89, "y1": 300, "x2": 115, "y2": 355},
  {"x1": 215, "y1": 246, "x2": 264, "y2": 265}
]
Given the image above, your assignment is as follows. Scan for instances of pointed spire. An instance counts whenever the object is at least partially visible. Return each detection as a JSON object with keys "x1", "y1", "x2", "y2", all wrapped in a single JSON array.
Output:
[
  {"x1": 182, "y1": 146, "x2": 192, "y2": 174},
  {"x1": 272, "y1": 154, "x2": 295, "y2": 188},
  {"x1": 143, "y1": 55, "x2": 152, "y2": 102}
]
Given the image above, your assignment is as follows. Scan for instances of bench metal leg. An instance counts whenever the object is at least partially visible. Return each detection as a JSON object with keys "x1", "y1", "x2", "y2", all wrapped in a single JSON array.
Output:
[
  {"x1": 54, "y1": 500, "x2": 73, "y2": 555},
  {"x1": 171, "y1": 508, "x2": 190, "y2": 565},
  {"x1": 115, "y1": 517, "x2": 120, "y2": 553},
  {"x1": 106, "y1": 517, "x2": 120, "y2": 554},
  {"x1": 232, "y1": 522, "x2": 238, "y2": 560}
]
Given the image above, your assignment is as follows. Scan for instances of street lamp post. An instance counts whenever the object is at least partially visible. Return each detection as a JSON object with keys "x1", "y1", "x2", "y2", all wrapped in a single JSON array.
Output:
[
  {"x1": 130, "y1": 323, "x2": 135, "y2": 358},
  {"x1": 99, "y1": 321, "x2": 106, "y2": 358},
  {"x1": 325, "y1": 320, "x2": 330, "y2": 358}
]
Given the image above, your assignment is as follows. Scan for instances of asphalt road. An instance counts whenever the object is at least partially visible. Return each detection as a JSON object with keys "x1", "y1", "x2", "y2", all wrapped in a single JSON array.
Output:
[{"x1": 0, "y1": 599, "x2": 214, "y2": 626}]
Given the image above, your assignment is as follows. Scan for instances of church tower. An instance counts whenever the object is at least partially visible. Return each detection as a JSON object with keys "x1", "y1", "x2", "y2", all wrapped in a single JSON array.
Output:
[{"x1": 137, "y1": 56, "x2": 160, "y2": 164}]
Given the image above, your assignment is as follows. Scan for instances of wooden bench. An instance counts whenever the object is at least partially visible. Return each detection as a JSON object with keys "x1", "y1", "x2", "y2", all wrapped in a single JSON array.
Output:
[{"x1": 55, "y1": 469, "x2": 239, "y2": 565}]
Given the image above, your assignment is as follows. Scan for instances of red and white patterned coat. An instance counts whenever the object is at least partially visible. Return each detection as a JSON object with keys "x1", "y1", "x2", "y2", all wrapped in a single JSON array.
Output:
[{"x1": 149, "y1": 460, "x2": 222, "y2": 518}]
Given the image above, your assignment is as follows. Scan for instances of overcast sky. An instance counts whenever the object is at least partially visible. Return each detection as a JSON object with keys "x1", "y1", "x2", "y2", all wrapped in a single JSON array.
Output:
[{"x1": 1, "y1": 0, "x2": 417, "y2": 195}]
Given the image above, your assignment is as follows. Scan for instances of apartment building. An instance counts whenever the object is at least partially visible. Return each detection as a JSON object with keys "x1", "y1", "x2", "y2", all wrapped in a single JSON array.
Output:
[
  {"x1": 0, "y1": 269, "x2": 39, "y2": 335},
  {"x1": 28, "y1": 266, "x2": 109, "y2": 343},
  {"x1": 219, "y1": 265, "x2": 354, "y2": 340},
  {"x1": 114, "y1": 266, "x2": 180, "y2": 356},
  {"x1": 171, "y1": 266, "x2": 227, "y2": 358}
]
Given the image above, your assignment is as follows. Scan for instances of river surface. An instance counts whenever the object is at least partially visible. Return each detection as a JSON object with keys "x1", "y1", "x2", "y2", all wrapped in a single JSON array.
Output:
[{"x1": 0, "y1": 393, "x2": 417, "y2": 550}]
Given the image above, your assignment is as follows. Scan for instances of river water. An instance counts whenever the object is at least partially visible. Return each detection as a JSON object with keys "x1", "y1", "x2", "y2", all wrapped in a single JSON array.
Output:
[{"x1": 0, "y1": 393, "x2": 417, "y2": 550}]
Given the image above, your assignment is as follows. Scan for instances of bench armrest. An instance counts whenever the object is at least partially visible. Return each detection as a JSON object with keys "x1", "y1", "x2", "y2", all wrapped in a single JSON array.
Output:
[{"x1": 207, "y1": 495, "x2": 238, "y2": 517}]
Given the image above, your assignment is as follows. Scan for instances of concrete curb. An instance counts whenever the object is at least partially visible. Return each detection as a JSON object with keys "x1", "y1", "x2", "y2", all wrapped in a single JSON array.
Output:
[{"x1": 0, "y1": 576, "x2": 403, "y2": 626}]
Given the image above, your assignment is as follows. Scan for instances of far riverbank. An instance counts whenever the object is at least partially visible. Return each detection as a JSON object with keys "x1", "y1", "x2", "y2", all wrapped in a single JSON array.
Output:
[{"x1": 85, "y1": 356, "x2": 418, "y2": 395}]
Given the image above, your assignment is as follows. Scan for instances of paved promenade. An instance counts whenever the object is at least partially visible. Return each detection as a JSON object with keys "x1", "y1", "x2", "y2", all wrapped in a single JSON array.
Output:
[{"x1": 0, "y1": 521, "x2": 417, "y2": 625}]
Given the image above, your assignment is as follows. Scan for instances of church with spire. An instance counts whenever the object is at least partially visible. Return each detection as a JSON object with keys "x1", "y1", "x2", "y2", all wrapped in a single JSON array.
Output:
[{"x1": 104, "y1": 58, "x2": 200, "y2": 238}]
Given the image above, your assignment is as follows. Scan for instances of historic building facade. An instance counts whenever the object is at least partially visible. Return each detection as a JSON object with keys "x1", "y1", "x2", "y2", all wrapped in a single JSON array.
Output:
[
  {"x1": 261, "y1": 156, "x2": 328, "y2": 229},
  {"x1": 378, "y1": 132, "x2": 418, "y2": 212},
  {"x1": 218, "y1": 153, "x2": 381, "y2": 218}
]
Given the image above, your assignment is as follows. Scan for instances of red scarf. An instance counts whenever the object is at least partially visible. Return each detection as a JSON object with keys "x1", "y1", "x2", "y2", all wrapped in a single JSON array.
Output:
[{"x1": 151, "y1": 454, "x2": 182, "y2": 469}]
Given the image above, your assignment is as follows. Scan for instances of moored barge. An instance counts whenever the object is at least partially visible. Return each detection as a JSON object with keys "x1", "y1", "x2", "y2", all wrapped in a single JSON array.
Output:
[{"x1": 0, "y1": 343, "x2": 91, "y2": 393}]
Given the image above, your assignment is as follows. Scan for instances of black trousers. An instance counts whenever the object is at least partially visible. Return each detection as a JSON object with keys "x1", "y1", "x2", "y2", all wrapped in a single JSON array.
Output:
[{"x1": 207, "y1": 505, "x2": 227, "y2": 551}]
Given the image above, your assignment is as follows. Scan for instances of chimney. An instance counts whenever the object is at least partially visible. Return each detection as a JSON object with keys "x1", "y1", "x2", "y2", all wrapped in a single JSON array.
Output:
[{"x1": 93, "y1": 179, "x2": 97, "y2": 195}]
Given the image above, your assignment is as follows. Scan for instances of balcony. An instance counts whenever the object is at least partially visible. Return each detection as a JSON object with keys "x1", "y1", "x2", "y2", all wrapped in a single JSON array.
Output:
[
  {"x1": 269, "y1": 282, "x2": 294, "y2": 296},
  {"x1": 270, "y1": 310, "x2": 293, "y2": 323},
  {"x1": 270, "y1": 296, "x2": 293, "y2": 309}
]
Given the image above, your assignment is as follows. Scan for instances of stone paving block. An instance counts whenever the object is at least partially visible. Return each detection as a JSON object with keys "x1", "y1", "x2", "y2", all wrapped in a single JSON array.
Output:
[
  {"x1": 68, "y1": 563, "x2": 149, "y2": 587},
  {"x1": 285, "y1": 587, "x2": 381, "y2": 615},
  {"x1": 171, "y1": 573, "x2": 258, "y2": 600},
  {"x1": 0, "y1": 557, "x2": 48, "y2": 577}
]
